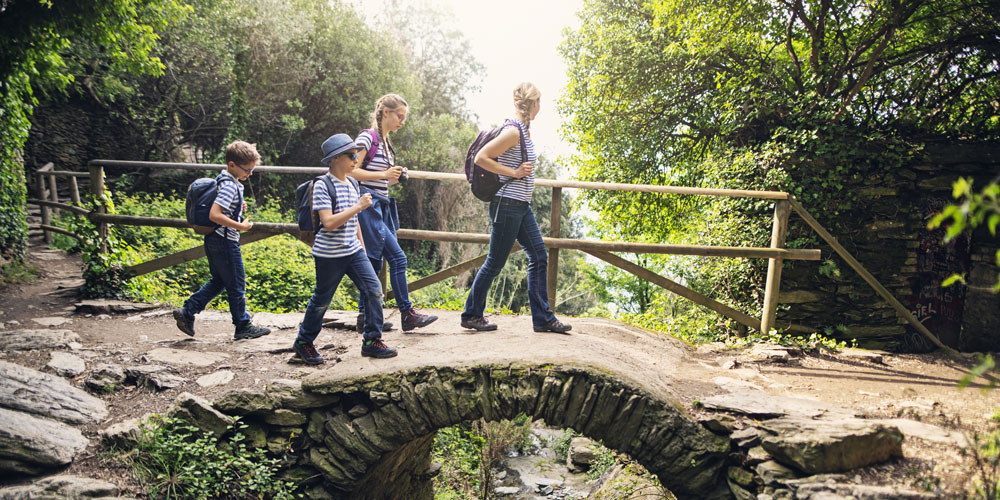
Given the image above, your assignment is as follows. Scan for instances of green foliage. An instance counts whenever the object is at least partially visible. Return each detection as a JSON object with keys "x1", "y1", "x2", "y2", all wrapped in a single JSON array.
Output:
[
  {"x1": 0, "y1": 73, "x2": 31, "y2": 263},
  {"x1": 585, "y1": 445, "x2": 618, "y2": 481},
  {"x1": 959, "y1": 355, "x2": 997, "y2": 392},
  {"x1": 733, "y1": 330, "x2": 854, "y2": 352},
  {"x1": 120, "y1": 415, "x2": 297, "y2": 500},
  {"x1": 929, "y1": 178, "x2": 1000, "y2": 291},
  {"x1": 432, "y1": 416, "x2": 534, "y2": 500},
  {"x1": 0, "y1": 258, "x2": 39, "y2": 289},
  {"x1": 552, "y1": 428, "x2": 576, "y2": 463}
]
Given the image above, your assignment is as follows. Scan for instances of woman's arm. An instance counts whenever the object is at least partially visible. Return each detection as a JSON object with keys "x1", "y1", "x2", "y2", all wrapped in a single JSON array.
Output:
[
  {"x1": 349, "y1": 148, "x2": 405, "y2": 185},
  {"x1": 473, "y1": 127, "x2": 532, "y2": 178}
]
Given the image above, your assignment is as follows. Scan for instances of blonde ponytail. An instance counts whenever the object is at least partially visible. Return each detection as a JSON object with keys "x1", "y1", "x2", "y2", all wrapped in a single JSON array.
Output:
[{"x1": 513, "y1": 82, "x2": 540, "y2": 128}]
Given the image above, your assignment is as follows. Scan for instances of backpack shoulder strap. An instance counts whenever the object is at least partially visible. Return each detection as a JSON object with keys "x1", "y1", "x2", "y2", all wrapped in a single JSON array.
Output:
[{"x1": 360, "y1": 129, "x2": 379, "y2": 168}]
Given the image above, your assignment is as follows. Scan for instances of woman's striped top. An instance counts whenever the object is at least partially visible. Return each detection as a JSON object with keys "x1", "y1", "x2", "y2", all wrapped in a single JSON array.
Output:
[
  {"x1": 354, "y1": 129, "x2": 393, "y2": 197},
  {"x1": 495, "y1": 119, "x2": 536, "y2": 203}
]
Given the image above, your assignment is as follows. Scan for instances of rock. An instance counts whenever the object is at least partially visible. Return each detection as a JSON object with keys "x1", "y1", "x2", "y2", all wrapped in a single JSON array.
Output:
[
  {"x1": 263, "y1": 409, "x2": 308, "y2": 426},
  {"x1": 30, "y1": 317, "x2": 71, "y2": 327},
  {"x1": 247, "y1": 312, "x2": 300, "y2": 330},
  {"x1": 348, "y1": 404, "x2": 369, "y2": 417},
  {"x1": 145, "y1": 348, "x2": 228, "y2": 367},
  {"x1": 99, "y1": 417, "x2": 144, "y2": 449},
  {"x1": 700, "y1": 415, "x2": 736, "y2": 434},
  {"x1": 759, "y1": 416, "x2": 903, "y2": 474},
  {"x1": 790, "y1": 478, "x2": 938, "y2": 499},
  {"x1": 214, "y1": 387, "x2": 275, "y2": 415},
  {"x1": 701, "y1": 391, "x2": 856, "y2": 419},
  {"x1": 494, "y1": 486, "x2": 520, "y2": 496},
  {"x1": 746, "y1": 344, "x2": 793, "y2": 362},
  {"x1": 96, "y1": 314, "x2": 111, "y2": 320},
  {"x1": 84, "y1": 364, "x2": 126, "y2": 394},
  {"x1": 0, "y1": 329, "x2": 80, "y2": 350},
  {"x1": 0, "y1": 474, "x2": 123, "y2": 499},
  {"x1": 566, "y1": 437, "x2": 598, "y2": 471},
  {"x1": 755, "y1": 460, "x2": 798, "y2": 485},
  {"x1": 588, "y1": 463, "x2": 667, "y2": 499},
  {"x1": 712, "y1": 376, "x2": 764, "y2": 392},
  {"x1": 266, "y1": 379, "x2": 339, "y2": 409},
  {"x1": 169, "y1": 392, "x2": 234, "y2": 438},
  {"x1": 124, "y1": 309, "x2": 173, "y2": 322},
  {"x1": 196, "y1": 370, "x2": 234, "y2": 387},
  {"x1": 0, "y1": 407, "x2": 89, "y2": 475},
  {"x1": 145, "y1": 372, "x2": 186, "y2": 391},
  {"x1": 869, "y1": 418, "x2": 967, "y2": 447},
  {"x1": 747, "y1": 445, "x2": 770, "y2": 464},
  {"x1": 0, "y1": 360, "x2": 108, "y2": 424},
  {"x1": 74, "y1": 299, "x2": 159, "y2": 314},
  {"x1": 46, "y1": 352, "x2": 86, "y2": 377},
  {"x1": 839, "y1": 348, "x2": 885, "y2": 364},
  {"x1": 124, "y1": 364, "x2": 170, "y2": 381}
]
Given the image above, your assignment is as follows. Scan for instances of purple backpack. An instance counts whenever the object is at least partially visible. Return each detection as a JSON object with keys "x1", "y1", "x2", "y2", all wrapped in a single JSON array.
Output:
[
  {"x1": 464, "y1": 119, "x2": 527, "y2": 202},
  {"x1": 359, "y1": 128, "x2": 380, "y2": 168}
]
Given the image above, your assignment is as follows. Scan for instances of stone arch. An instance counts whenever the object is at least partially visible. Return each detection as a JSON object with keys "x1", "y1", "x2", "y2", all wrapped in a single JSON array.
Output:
[{"x1": 256, "y1": 364, "x2": 732, "y2": 500}]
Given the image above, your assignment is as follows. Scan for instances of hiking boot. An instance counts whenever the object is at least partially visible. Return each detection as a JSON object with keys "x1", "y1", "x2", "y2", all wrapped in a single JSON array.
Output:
[
  {"x1": 460, "y1": 316, "x2": 497, "y2": 331},
  {"x1": 534, "y1": 319, "x2": 572, "y2": 334},
  {"x1": 356, "y1": 314, "x2": 393, "y2": 333},
  {"x1": 361, "y1": 339, "x2": 398, "y2": 359},
  {"x1": 173, "y1": 308, "x2": 195, "y2": 336},
  {"x1": 292, "y1": 341, "x2": 324, "y2": 365},
  {"x1": 402, "y1": 308, "x2": 438, "y2": 331},
  {"x1": 234, "y1": 322, "x2": 271, "y2": 340}
]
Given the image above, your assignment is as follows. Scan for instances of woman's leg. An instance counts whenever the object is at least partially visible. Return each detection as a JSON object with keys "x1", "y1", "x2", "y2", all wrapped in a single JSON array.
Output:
[
  {"x1": 462, "y1": 199, "x2": 525, "y2": 320},
  {"x1": 381, "y1": 230, "x2": 411, "y2": 312},
  {"x1": 516, "y1": 207, "x2": 558, "y2": 328}
]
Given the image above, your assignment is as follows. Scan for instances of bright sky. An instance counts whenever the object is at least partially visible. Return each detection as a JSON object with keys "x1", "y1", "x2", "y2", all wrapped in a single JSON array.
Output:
[{"x1": 353, "y1": 0, "x2": 584, "y2": 165}]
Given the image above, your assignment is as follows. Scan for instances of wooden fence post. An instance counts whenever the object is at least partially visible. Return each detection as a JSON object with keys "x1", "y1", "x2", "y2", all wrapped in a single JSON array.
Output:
[
  {"x1": 547, "y1": 187, "x2": 562, "y2": 308},
  {"x1": 69, "y1": 176, "x2": 81, "y2": 205},
  {"x1": 761, "y1": 200, "x2": 790, "y2": 333},
  {"x1": 37, "y1": 170, "x2": 52, "y2": 244},
  {"x1": 48, "y1": 169, "x2": 59, "y2": 216},
  {"x1": 89, "y1": 164, "x2": 107, "y2": 253}
]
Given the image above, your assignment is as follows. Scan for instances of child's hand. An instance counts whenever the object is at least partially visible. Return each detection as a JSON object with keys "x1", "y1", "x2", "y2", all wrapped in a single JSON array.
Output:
[
  {"x1": 359, "y1": 193, "x2": 373, "y2": 208},
  {"x1": 384, "y1": 166, "x2": 404, "y2": 181},
  {"x1": 242, "y1": 201, "x2": 248, "y2": 213},
  {"x1": 239, "y1": 215, "x2": 253, "y2": 231}
]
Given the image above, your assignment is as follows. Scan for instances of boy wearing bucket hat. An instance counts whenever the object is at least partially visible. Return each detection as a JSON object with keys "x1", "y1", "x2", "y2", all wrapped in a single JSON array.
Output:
[{"x1": 292, "y1": 133, "x2": 397, "y2": 363}]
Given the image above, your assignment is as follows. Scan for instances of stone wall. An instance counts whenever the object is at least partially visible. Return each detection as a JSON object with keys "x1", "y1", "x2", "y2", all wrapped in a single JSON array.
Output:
[
  {"x1": 779, "y1": 142, "x2": 1000, "y2": 352},
  {"x1": 209, "y1": 364, "x2": 733, "y2": 500}
]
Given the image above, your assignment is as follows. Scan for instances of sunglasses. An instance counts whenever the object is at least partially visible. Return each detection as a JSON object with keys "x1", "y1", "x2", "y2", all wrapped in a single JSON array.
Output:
[{"x1": 337, "y1": 151, "x2": 358, "y2": 161}]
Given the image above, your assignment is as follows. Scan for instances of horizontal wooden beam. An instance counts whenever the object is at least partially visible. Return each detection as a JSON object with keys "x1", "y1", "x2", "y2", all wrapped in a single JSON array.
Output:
[
  {"x1": 125, "y1": 232, "x2": 275, "y2": 276},
  {"x1": 386, "y1": 246, "x2": 522, "y2": 302},
  {"x1": 40, "y1": 225, "x2": 82, "y2": 240},
  {"x1": 88, "y1": 159, "x2": 789, "y2": 200},
  {"x1": 27, "y1": 199, "x2": 90, "y2": 216}
]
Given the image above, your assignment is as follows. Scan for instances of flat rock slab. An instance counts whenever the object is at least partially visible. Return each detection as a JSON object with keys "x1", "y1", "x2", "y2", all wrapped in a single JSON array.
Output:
[
  {"x1": 0, "y1": 407, "x2": 89, "y2": 475},
  {"x1": 250, "y1": 312, "x2": 300, "y2": 330},
  {"x1": 196, "y1": 370, "x2": 234, "y2": 387},
  {"x1": 46, "y1": 352, "x2": 86, "y2": 378},
  {"x1": 0, "y1": 329, "x2": 80, "y2": 350},
  {"x1": 31, "y1": 317, "x2": 71, "y2": 327},
  {"x1": 232, "y1": 334, "x2": 294, "y2": 354},
  {"x1": 701, "y1": 391, "x2": 857, "y2": 419},
  {"x1": 74, "y1": 300, "x2": 159, "y2": 314},
  {"x1": 145, "y1": 348, "x2": 228, "y2": 368},
  {"x1": 871, "y1": 418, "x2": 967, "y2": 447},
  {"x1": 0, "y1": 360, "x2": 107, "y2": 424},
  {"x1": 0, "y1": 474, "x2": 127, "y2": 499},
  {"x1": 759, "y1": 416, "x2": 904, "y2": 474}
]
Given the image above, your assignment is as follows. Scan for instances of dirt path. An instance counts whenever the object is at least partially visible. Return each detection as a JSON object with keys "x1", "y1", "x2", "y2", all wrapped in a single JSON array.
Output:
[{"x1": 1, "y1": 241, "x2": 997, "y2": 497}]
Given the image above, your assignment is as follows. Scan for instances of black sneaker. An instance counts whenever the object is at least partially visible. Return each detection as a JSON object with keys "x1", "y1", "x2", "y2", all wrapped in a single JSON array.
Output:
[
  {"x1": 234, "y1": 322, "x2": 271, "y2": 340},
  {"x1": 361, "y1": 339, "x2": 398, "y2": 358},
  {"x1": 460, "y1": 316, "x2": 497, "y2": 331},
  {"x1": 534, "y1": 319, "x2": 572, "y2": 334},
  {"x1": 356, "y1": 314, "x2": 393, "y2": 333},
  {"x1": 173, "y1": 308, "x2": 195, "y2": 336},
  {"x1": 402, "y1": 308, "x2": 438, "y2": 331},
  {"x1": 292, "y1": 341, "x2": 324, "y2": 365}
]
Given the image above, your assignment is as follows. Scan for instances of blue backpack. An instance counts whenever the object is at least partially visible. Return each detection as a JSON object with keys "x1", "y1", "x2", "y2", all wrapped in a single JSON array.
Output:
[
  {"x1": 295, "y1": 175, "x2": 358, "y2": 245},
  {"x1": 464, "y1": 119, "x2": 526, "y2": 202},
  {"x1": 186, "y1": 176, "x2": 239, "y2": 235}
]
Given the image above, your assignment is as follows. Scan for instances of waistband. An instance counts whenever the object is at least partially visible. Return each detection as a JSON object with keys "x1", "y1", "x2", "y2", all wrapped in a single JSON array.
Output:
[{"x1": 492, "y1": 196, "x2": 529, "y2": 207}]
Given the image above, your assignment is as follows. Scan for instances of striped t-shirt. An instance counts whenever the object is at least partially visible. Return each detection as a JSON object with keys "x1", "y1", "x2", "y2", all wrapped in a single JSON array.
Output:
[
  {"x1": 212, "y1": 171, "x2": 243, "y2": 242},
  {"x1": 495, "y1": 119, "x2": 536, "y2": 203},
  {"x1": 354, "y1": 129, "x2": 393, "y2": 197},
  {"x1": 311, "y1": 174, "x2": 363, "y2": 259}
]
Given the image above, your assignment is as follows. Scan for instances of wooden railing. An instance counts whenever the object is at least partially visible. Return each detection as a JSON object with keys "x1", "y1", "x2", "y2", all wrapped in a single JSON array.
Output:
[{"x1": 26, "y1": 159, "x2": 953, "y2": 353}]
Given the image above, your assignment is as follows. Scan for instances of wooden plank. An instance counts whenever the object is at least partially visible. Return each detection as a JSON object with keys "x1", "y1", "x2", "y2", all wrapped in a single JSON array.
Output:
[
  {"x1": 27, "y1": 199, "x2": 90, "y2": 216},
  {"x1": 88, "y1": 159, "x2": 791, "y2": 200},
  {"x1": 89, "y1": 165, "x2": 107, "y2": 253},
  {"x1": 126, "y1": 232, "x2": 275, "y2": 276},
  {"x1": 787, "y1": 196, "x2": 956, "y2": 354},
  {"x1": 385, "y1": 246, "x2": 523, "y2": 302},
  {"x1": 761, "y1": 200, "x2": 790, "y2": 334},
  {"x1": 37, "y1": 174, "x2": 52, "y2": 244},
  {"x1": 48, "y1": 173, "x2": 59, "y2": 215},
  {"x1": 584, "y1": 249, "x2": 762, "y2": 331},
  {"x1": 69, "y1": 176, "x2": 80, "y2": 205},
  {"x1": 40, "y1": 225, "x2": 82, "y2": 240},
  {"x1": 547, "y1": 187, "x2": 562, "y2": 307}
]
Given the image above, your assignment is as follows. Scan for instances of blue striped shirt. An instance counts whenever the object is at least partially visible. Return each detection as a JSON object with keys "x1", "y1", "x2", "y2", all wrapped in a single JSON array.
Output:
[
  {"x1": 496, "y1": 119, "x2": 536, "y2": 203},
  {"x1": 212, "y1": 171, "x2": 243, "y2": 242},
  {"x1": 311, "y1": 174, "x2": 363, "y2": 259},
  {"x1": 354, "y1": 129, "x2": 393, "y2": 197}
]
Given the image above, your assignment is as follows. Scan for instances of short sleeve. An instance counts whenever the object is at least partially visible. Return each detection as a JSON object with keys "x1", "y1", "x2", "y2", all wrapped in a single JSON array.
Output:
[
  {"x1": 312, "y1": 178, "x2": 333, "y2": 211},
  {"x1": 355, "y1": 130, "x2": 374, "y2": 151},
  {"x1": 214, "y1": 179, "x2": 238, "y2": 209}
]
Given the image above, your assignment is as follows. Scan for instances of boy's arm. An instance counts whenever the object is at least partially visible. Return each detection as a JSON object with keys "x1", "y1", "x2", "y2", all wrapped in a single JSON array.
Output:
[
  {"x1": 356, "y1": 225, "x2": 366, "y2": 252},
  {"x1": 317, "y1": 193, "x2": 372, "y2": 231},
  {"x1": 209, "y1": 203, "x2": 252, "y2": 231}
]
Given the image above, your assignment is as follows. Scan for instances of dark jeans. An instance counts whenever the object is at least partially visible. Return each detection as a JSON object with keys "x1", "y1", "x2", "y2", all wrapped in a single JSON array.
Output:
[
  {"x1": 462, "y1": 197, "x2": 556, "y2": 327},
  {"x1": 183, "y1": 233, "x2": 251, "y2": 326},
  {"x1": 298, "y1": 250, "x2": 383, "y2": 343},
  {"x1": 359, "y1": 229, "x2": 411, "y2": 317}
]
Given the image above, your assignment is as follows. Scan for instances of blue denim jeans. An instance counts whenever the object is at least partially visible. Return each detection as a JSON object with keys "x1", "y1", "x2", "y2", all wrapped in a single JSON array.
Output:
[
  {"x1": 462, "y1": 197, "x2": 557, "y2": 327},
  {"x1": 183, "y1": 233, "x2": 251, "y2": 326},
  {"x1": 298, "y1": 250, "x2": 384, "y2": 343},
  {"x1": 359, "y1": 229, "x2": 412, "y2": 317}
]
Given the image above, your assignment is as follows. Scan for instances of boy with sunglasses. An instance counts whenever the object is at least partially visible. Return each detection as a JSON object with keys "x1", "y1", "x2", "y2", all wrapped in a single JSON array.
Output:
[
  {"x1": 292, "y1": 134, "x2": 397, "y2": 364},
  {"x1": 173, "y1": 140, "x2": 271, "y2": 341}
]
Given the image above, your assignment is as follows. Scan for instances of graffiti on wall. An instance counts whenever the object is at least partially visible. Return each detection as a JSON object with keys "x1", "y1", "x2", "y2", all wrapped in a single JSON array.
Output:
[{"x1": 905, "y1": 198, "x2": 970, "y2": 349}]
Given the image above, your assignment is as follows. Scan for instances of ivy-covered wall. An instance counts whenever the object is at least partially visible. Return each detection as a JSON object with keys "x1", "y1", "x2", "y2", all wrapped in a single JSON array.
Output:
[
  {"x1": 0, "y1": 73, "x2": 31, "y2": 265},
  {"x1": 779, "y1": 142, "x2": 1000, "y2": 353}
]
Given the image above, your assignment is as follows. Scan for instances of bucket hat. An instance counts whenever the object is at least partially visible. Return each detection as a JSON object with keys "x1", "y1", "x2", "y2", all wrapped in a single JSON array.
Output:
[{"x1": 321, "y1": 133, "x2": 363, "y2": 165}]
